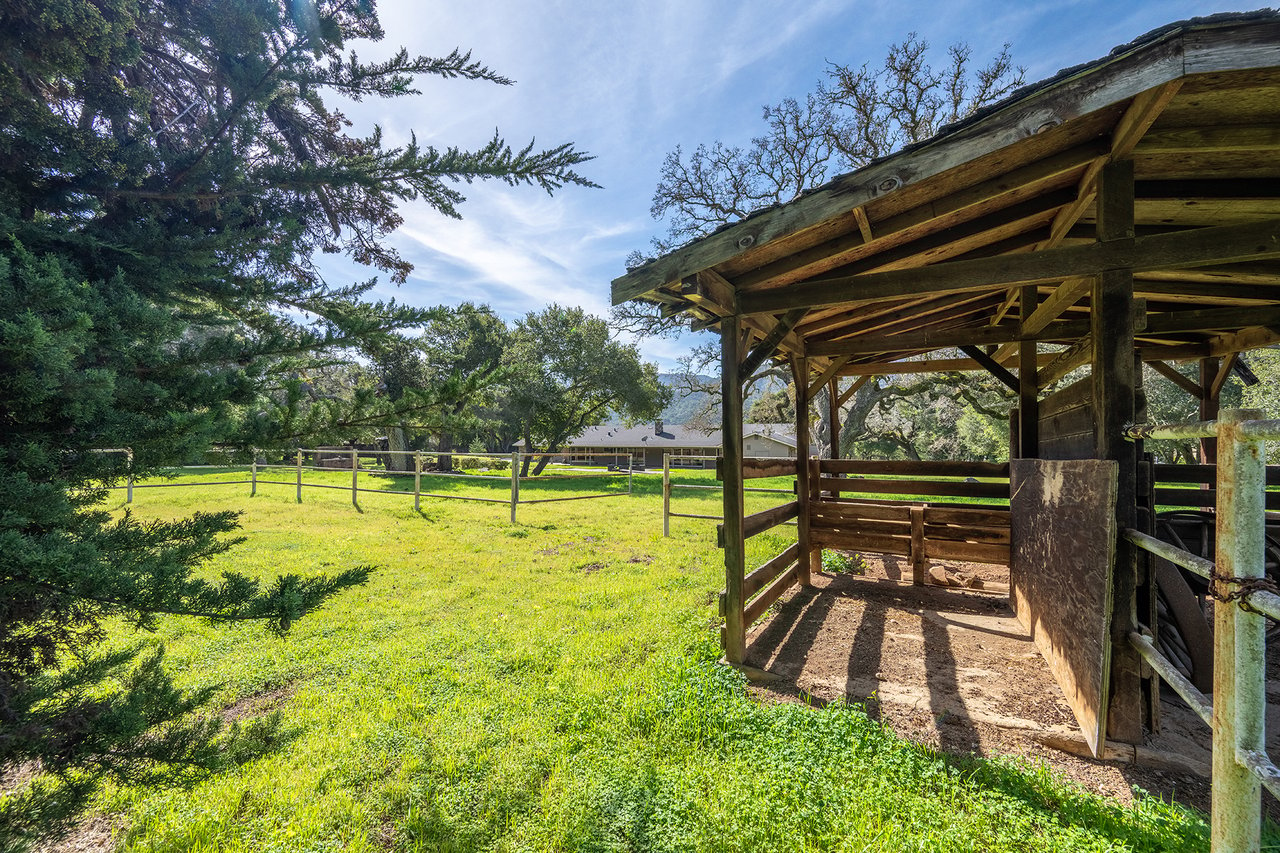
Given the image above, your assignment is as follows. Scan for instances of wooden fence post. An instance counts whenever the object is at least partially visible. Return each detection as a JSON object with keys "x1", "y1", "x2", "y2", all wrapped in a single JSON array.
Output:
[
  {"x1": 662, "y1": 453, "x2": 671, "y2": 537},
  {"x1": 351, "y1": 448, "x2": 358, "y2": 506},
  {"x1": 251, "y1": 453, "x2": 257, "y2": 497},
  {"x1": 910, "y1": 506, "x2": 926, "y2": 585},
  {"x1": 295, "y1": 449, "x2": 302, "y2": 503},
  {"x1": 510, "y1": 450, "x2": 519, "y2": 523},
  {"x1": 414, "y1": 450, "x2": 422, "y2": 512},
  {"x1": 125, "y1": 448, "x2": 134, "y2": 504}
]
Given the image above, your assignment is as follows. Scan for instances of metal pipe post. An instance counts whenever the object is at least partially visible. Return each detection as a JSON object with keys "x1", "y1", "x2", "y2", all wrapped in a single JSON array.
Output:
[
  {"x1": 663, "y1": 453, "x2": 671, "y2": 537},
  {"x1": 414, "y1": 451, "x2": 422, "y2": 512},
  {"x1": 510, "y1": 450, "x2": 519, "y2": 523},
  {"x1": 295, "y1": 450, "x2": 303, "y2": 503},
  {"x1": 1213, "y1": 408, "x2": 1264, "y2": 851}
]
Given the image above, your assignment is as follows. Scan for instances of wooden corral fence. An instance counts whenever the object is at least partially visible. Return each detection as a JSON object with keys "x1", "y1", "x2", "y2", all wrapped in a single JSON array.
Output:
[
  {"x1": 103, "y1": 449, "x2": 633, "y2": 522},
  {"x1": 660, "y1": 453, "x2": 795, "y2": 535},
  {"x1": 1123, "y1": 410, "x2": 1280, "y2": 853},
  {"x1": 712, "y1": 457, "x2": 1010, "y2": 631},
  {"x1": 1147, "y1": 462, "x2": 1280, "y2": 511}
]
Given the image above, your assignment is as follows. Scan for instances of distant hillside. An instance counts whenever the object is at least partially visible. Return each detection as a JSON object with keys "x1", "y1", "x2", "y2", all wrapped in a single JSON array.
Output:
[{"x1": 657, "y1": 373, "x2": 715, "y2": 424}]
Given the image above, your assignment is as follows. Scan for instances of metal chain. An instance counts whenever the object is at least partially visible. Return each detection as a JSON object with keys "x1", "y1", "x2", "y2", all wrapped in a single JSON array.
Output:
[{"x1": 1209, "y1": 568, "x2": 1280, "y2": 616}]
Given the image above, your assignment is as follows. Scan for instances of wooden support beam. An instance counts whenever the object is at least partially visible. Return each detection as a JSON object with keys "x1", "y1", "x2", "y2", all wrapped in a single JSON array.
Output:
[
  {"x1": 792, "y1": 356, "x2": 814, "y2": 587},
  {"x1": 837, "y1": 375, "x2": 869, "y2": 406},
  {"x1": 721, "y1": 315, "x2": 747, "y2": 664},
  {"x1": 959, "y1": 345, "x2": 1019, "y2": 392},
  {"x1": 807, "y1": 356, "x2": 851, "y2": 397},
  {"x1": 1144, "y1": 304, "x2": 1280, "y2": 335},
  {"x1": 828, "y1": 378, "x2": 841, "y2": 458},
  {"x1": 1018, "y1": 284, "x2": 1040, "y2": 458},
  {"x1": 739, "y1": 308, "x2": 806, "y2": 378},
  {"x1": 852, "y1": 205, "x2": 874, "y2": 243},
  {"x1": 1094, "y1": 158, "x2": 1143, "y2": 747},
  {"x1": 738, "y1": 217, "x2": 1280, "y2": 315},
  {"x1": 1148, "y1": 360, "x2": 1203, "y2": 399},
  {"x1": 1023, "y1": 277, "x2": 1092, "y2": 335},
  {"x1": 1038, "y1": 336, "x2": 1093, "y2": 388},
  {"x1": 1208, "y1": 324, "x2": 1280, "y2": 357},
  {"x1": 837, "y1": 353, "x2": 1058, "y2": 376},
  {"x1": 1134, "y1": 124, "x2": 1280, "y2": 155},
  {"x1": 1039, "y1": 81, "x2": 1181, "y2": 250},
  {"x1": 1210, "y1": 351, "x2": 1238, "y2": 400},
  {"x1": 808, "y1": 317, "x2": 1088, "y2": 357}
]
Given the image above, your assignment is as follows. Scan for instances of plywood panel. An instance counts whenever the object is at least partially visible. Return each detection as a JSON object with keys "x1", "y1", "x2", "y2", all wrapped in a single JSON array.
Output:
[{"x1": 1010, "y1": 459, "x2": 1118, "y2": 758}]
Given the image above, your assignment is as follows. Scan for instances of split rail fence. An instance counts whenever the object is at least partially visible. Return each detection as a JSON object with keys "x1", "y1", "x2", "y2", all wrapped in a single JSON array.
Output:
[
  {"x1": 101, "y1": 449, "x2": 632, "y2": 522},
  {"x1": 1122, "y1": 409, "x2": 1280, "y2": 852}
]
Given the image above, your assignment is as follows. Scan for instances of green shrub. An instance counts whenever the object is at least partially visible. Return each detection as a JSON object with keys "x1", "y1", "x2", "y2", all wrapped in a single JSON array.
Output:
[
  {"x1": 450, "y1": 454, "x2": 510, "y2": 472},
  {"x1": 822, "y1": 549, "x2": 867, "y2": 575}
]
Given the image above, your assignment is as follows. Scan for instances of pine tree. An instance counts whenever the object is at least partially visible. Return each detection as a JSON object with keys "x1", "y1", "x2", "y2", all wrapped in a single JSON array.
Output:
[{"x1": 0, "y1": 1, "x2": 595, "y2": 846}]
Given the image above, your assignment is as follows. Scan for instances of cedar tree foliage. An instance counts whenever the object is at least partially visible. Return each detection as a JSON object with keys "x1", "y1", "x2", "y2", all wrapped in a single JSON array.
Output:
[{"x1": 0, "y1": 0, "x2": 594, "y2": 845}]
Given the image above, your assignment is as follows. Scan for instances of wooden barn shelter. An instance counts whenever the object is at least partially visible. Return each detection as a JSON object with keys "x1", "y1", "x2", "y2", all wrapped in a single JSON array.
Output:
[{"x1": 612, "y1": 13, "x2": 1280, "y2": 758}]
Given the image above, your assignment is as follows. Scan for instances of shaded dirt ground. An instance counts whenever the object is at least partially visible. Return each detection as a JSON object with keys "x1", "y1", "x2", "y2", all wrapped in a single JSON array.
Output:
[{"x1": 745, "y1": 553, "x2": 1280, "y2": 819}]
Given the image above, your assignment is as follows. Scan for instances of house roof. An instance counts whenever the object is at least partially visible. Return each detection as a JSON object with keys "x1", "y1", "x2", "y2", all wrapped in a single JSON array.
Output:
[{"x1": 611, "y1": 12, "x2": 1280, "y2": 378}]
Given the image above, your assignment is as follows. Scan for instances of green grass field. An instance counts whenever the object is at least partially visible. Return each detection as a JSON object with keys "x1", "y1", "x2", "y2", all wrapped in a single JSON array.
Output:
[{"x1": 84, "y1": 467, "x2": 1215, "y2": 852}]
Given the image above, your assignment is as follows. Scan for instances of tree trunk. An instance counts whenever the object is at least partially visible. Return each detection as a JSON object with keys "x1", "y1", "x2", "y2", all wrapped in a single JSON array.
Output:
[
  {"x1": 386, "y1": 425, "x2": 410, "y2": 471},
  {"x1": 438, "y1": 432, "x2": 453, "y2": 472}
]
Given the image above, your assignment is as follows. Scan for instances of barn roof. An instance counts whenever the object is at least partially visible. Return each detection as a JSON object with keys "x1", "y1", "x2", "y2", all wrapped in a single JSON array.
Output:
[{"x1": 611, "y1": 12, "x2": 1280, "y2": 378}]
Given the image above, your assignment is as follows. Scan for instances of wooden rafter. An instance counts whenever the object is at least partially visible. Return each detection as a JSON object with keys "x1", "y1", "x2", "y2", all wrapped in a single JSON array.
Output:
[
  {"x1": 1148, "y1": 360, "x2": 1204, "y2": 398},
  {"x1": 739, "y1": 217, "x2": 1280, "y2": 315}
]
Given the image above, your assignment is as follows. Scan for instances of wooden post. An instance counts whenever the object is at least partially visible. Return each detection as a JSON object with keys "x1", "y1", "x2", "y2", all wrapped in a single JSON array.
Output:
[
  {"x1": 1093, "y1": 158, "x2": 1143, "y2": 745},
  {"x1": 662, "y1": 453, "x2": 671, "y2": 537},
  {"x1": 295, "y1": 450, "x2": 302, "y2": 503},
  {"x1": 414, "y1": 451, "x2": 422, "y2": 512},
  {"x1": 125, "y1": 449, "x2": 134, "y2": 504},
  {"x1": 1018, "y1": 286, "x2": 1039, "y2": 459},
  {"x1": 722, "y1": 315, "x2": 747, "y2": 664},
  {"x1": 827, "y1": 378, "x2": 840, "y2": 459},
  {"x1": 627, "y1": 455, "x2": 633, "y2": 495},
  {"x1": 351, "y1": 448, "x2": 358, "y2": 506},
  {"x1": 793, "y1": 356, "x2": 814, "y2": 586},
  {"x1": 910, "y1": 506, "x2": 926, "y2": 585},
  {"x1": 510, "y1": 450, "x2": 519, "y2": 523},
  {"x1": 1198, "y1": 357, "x2": 1220, "y2": 465},
  {"x1": 250, "y1": 454, "x2": 257, "y2": 497}
]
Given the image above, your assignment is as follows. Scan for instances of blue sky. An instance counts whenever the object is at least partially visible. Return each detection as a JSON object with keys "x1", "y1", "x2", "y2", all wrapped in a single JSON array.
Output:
[{"x1": 322, "y1": 0, "x2": 1248, "y2": 370}]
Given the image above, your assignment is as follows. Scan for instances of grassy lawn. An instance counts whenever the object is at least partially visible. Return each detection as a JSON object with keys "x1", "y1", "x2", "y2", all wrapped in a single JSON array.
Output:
[{"x1": 85, "y1": 467, "x2": 1213, "y2": 852}]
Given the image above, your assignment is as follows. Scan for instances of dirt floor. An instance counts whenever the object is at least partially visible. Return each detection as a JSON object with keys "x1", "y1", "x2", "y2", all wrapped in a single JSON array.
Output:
[{"x1": 744, "y1": 552, "x2": 1280, "y2": 818}]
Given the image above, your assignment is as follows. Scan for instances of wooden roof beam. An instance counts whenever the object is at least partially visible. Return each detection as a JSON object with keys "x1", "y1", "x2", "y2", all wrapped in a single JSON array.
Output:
[
  {"x1": 739, "y1": 217, "x2": 1280, "y2": 315},
  {"x1": 734, "y1": 143, "x2": 1104, "y2": 291},
  {"x1": 1038, "y1": 80, "x2": 1182, "y2": 250},
  {"x1": 1148, "y1": 360, "x2": 1204, "y2": 398},
  {"x1": 837, "y1": 353, "x2": 1059, "y2": 376},
  {"x1": 1134, "y1": 125, "x2": 1280, "y2": 155}
]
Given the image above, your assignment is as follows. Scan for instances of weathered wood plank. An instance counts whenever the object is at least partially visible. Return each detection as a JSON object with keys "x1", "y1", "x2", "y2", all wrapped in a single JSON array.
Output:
[
  {"x1": 1037, "y1": 336, "x2": 1094, "y2": 387},
  {"x1": 721, "y1": 456, "x2": 798, "y2": 480},
  {"x1": 924, "y1": 539, "x2": 1011, "y2": 565},
  {"x1": 810, "y1": 528, "x2": 913, "y2": 557},
  {"x1": 923, "y1": 524, "x2": 1012, "y2": 544},
  {"x1": 923, "y1": 506, "x2": 1011, "y2": 526},
  {"x1": 811, "y1": 499, "x2": 912, "y2": 522},
  {"x1": 811, "y1": 515, "x2": 912, "y2": 538},
  {"x1": 718, "y1": 500, "x2": 799, "y2": 546},
  {"x1": 1010, "y1": 458, "x2": 1119, "y2": 758},
  {"x1": 743, "y1": 543, "x2": 801, "y2": 603},
  {"x1": 744, "y1": 563, "x2": 801, "y2": 625},
  {"x1": 739, "y1": 308, "x2": 807, "y2": 378},
  {"x1": 818, "y1": 477, "x2": 1009, "y2": 499},
  {"x1": 819, "y1": 459, "x2": 1009, "y2": 478}
]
